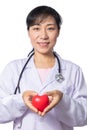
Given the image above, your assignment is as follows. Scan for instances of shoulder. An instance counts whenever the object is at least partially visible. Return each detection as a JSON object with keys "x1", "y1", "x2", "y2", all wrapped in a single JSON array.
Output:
[
  {"x1": 1, "y1": 58, "x2": 28, "y2": 73},
  {"x1": 56, "y1": 53, "x2": 81, "y2": 71},
  {"x1": 8, "y1": 58, "x2": 27, "y2": 67},
  {"x1": 63, "y1": 59, "x2": 80, "y2": 69},
  {"x1": 58, "y1": 55, "x2": 84, "y2": 82}
]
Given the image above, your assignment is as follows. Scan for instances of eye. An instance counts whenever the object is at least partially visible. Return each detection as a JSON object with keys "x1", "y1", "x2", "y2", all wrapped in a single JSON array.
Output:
[
  {"x1": 47, "y1": 27, "x2": 55, "y2": 30},
  {"x1": 33, "y1": 27, "x2": 40, "y2": 30},
  {"x1": 32, "y1": 25, "x2": 40, "y2": 31}
]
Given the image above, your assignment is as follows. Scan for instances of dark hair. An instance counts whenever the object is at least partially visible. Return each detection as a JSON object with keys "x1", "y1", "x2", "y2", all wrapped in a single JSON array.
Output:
[{"x1": 26, "y1": 5, "x2": 62, "y2": 30}]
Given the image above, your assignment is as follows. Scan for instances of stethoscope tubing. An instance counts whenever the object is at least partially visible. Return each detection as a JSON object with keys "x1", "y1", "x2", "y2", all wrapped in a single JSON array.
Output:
[
  {"x1": 14, "y1": 51, "x2": 61, "y2": 94},
  {"x1": 14, "y1": 51, "x2": 34, "y2": 94}
]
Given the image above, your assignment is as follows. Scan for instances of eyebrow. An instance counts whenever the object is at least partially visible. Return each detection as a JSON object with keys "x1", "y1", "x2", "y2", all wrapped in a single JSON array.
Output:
[
  {"x1": 46, "y1": 23, "x2": 55, "y2": 26},
  {"x1": 32, "y1": 23, "x2": 55, "y2": 26}
]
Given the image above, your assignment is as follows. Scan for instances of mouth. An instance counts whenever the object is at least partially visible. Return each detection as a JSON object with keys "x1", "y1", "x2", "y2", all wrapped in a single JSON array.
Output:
[{"x1": 37, "y1": 42, "x2": 49, "y2": 47}]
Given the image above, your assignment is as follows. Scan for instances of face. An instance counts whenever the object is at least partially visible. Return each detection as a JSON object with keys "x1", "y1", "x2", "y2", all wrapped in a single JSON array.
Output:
[{"x1": 28, "y1": 16, "x2": 60, "y2": 55}]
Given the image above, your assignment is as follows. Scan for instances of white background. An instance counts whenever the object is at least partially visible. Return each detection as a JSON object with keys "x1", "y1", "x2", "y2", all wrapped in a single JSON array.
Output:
[{"x1": 0, "y1": 0, "x2": 87, "y2": 129}]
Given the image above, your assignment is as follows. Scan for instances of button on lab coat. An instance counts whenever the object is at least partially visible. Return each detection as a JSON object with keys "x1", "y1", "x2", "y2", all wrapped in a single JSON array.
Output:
[{"x1": 0, "y1": 53, "x2": 87, "y2": 130}]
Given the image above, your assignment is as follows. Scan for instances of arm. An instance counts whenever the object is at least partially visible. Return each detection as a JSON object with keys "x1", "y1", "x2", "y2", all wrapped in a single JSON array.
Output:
[
  {"x1": 0, "y1": 62, "x2": 27, "y2": 123},
  {"x1": 55, "y1": 67, "x2": 87, "y2": 127},
  {"x1": 0, "y1": 94, "x2": 27, "y2": 123},
  {"x1": 40, "y1": 67, "x2": 87, "y2": 127}
]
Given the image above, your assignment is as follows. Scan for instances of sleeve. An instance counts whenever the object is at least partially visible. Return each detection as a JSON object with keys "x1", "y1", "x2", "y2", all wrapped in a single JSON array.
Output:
[
  {"x1": 0, "y1": 62, "x2": 27, "y2": 123},
  {"x1": 55, "y1": 67, "x2": 87, "y2": 127}
]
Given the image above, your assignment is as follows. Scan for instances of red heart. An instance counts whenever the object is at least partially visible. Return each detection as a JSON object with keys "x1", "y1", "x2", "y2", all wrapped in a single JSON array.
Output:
[{"x1": 32, "y1": 94, "x2": 49, "y2": 112}]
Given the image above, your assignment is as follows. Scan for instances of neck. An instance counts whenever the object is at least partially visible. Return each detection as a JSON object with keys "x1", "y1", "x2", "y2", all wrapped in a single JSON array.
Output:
[{"x1": 34, "y1": 52, "x2": 55, "y2": 68}]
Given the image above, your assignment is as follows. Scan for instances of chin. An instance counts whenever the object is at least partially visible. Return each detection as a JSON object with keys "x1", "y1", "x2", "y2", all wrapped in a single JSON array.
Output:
[{"x1": 38, "y1": 50, "x2": 52, "y2": 55}]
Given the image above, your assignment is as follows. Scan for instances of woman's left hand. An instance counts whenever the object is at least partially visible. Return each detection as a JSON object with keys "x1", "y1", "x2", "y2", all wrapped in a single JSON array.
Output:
[{"x1": 40, "y1": 90, "x2": 63, "y2": 116}]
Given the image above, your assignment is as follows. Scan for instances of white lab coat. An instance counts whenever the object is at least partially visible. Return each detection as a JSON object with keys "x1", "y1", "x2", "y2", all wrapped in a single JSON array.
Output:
[{"x1": 0, "y1": 53, "x2": 87, "y2": 130}]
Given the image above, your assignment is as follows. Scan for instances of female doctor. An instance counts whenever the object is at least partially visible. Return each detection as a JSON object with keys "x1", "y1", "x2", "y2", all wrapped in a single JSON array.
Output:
[{"x1": 0, "y1": 5, "x2": 87, "y2": 130}]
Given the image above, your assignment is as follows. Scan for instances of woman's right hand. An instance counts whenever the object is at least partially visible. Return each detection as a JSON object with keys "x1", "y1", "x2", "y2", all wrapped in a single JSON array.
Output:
[{"x1": 22, "y1": 90, "x2": 38, "y2": 113}]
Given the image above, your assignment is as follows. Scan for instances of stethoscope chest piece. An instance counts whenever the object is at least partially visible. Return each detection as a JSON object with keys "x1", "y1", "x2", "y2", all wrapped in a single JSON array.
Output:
[{"x1": 55, "y1": 73, "x2": 65, "y2": 83}]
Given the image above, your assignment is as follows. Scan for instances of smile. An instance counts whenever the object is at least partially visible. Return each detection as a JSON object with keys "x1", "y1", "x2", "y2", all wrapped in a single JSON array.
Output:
[{"x1": 38, "y1": 42, "x2": 49, "y2": 47}]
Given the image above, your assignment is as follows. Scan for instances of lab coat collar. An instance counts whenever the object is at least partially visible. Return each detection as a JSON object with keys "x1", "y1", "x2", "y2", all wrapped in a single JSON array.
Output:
[
  {"x1": 24, "y1": 53, "x2": 66, "y2": 92},
  {"x1": 25, "y1": 53, "x2": 66, "y2": 70}
]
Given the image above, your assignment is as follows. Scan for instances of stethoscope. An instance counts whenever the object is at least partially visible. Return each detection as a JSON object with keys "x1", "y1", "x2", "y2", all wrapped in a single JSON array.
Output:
[{"x1": 14, "y1": 50, "x2": 64, "y2": 94}]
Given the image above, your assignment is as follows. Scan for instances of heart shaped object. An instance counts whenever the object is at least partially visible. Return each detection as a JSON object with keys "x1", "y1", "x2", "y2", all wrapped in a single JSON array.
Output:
[{"x1": 32, "y1": 94, "x2": 49, "y2": 112}]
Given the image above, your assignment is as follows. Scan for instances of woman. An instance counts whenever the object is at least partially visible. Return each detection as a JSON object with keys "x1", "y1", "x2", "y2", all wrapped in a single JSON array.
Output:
[{"x1": 0, "y1": 5, "x2": 87, "y2": 130}]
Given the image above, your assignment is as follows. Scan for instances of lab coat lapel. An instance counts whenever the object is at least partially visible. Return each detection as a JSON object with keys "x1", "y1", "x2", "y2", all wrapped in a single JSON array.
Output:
[
  {"x1": 42, "y1": 55, "x2": 66, "y2": 87},
  {"x1": 29, "y1": 58, "x2": 43, "y2": 92},
  {"x1": 26, "y1": 54, "x2": 66, "y2": 92}
]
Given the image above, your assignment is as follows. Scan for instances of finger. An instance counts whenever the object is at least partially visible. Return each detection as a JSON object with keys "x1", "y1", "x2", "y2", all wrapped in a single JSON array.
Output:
[
  {"x1": 27, "y1": 103, "x2": 38, "y2": 113},
  {"x1": 45, "y1": 91, "x2": 54, "y2": 96},
  {"x1": 48, "y1": 96, "x2": 53, "y2": 102},
  {"x1": 31, "y1": 91, "x2": 38, "y2": 96},
  {"x1": 38, "y1": 111, "x2": 42, "y2": 116},
  {"x1": 45, "y1": 90, "x2": 61, "y2": 96},
  {"x1": 41, "y1": 105, "x2": 52, "y2": 116},
  {"x1": 41, "y1": 97, "x2": 58, "y2": 116}
]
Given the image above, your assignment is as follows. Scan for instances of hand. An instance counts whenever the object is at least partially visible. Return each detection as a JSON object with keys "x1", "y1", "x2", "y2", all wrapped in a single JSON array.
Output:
[
  {"x1": 41, "y1": 90, "x2": 63, "y2": 116},
  {"x1": 22, "y1": 90, "x2": 38, "y2": 113}
]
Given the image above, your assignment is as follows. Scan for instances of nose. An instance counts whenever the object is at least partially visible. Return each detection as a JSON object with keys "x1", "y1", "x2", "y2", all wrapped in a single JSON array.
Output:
[{"x1": 40, "y1": 29, "x2": 49, "y2": 40}]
